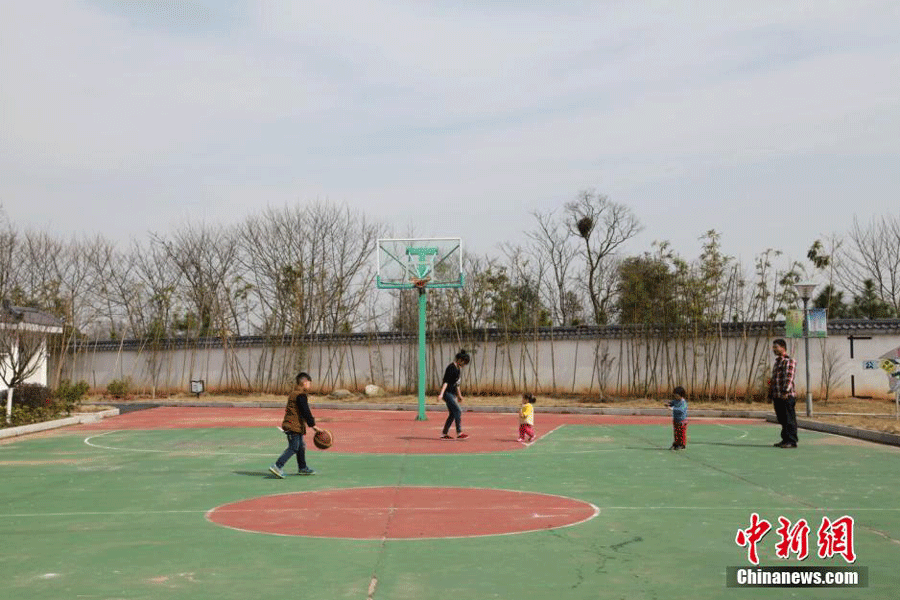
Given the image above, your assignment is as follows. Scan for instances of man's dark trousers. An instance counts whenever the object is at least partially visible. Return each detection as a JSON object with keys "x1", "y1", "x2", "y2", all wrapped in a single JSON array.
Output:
[{"x1": 773, "y1": 397, "x2": 798, "y2": 445}]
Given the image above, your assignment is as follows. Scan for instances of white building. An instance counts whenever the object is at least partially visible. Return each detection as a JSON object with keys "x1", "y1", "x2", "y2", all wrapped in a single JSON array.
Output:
[{"x1": 1, "y1": 303, "x2": 64, "y2": 417}]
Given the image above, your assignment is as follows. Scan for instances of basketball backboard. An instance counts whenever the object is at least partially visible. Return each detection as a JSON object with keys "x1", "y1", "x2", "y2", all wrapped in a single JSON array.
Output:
[{"x1": 376, "y1": 238, "x2": 464, "y2": 289}]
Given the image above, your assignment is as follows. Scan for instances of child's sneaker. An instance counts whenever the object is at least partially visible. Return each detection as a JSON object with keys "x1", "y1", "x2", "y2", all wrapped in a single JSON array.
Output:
[
  {"x1": 269, "y1": 464, "x2": 285, "y2": 479},
  {"x1": 456, "y1": 433, "x2": 469, "y2": 440},
  {"x1": 517, "y1": 437, "x2": 525, "y2": 442},
  {"x1": 298, "y1": 467, "x2": 316, "y2": 476},
  {"x1": 440, "y1": 434, "x2": 453, "y2": 440}
]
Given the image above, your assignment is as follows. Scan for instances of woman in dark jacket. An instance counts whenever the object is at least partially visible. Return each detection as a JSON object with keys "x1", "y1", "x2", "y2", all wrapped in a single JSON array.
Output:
[{"x1": 438, "y1": 350, "x2": 470, "y2": 439}]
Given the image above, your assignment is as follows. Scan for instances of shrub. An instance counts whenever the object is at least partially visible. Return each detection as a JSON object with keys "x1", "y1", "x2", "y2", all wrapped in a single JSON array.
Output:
[
  {"x1": 55, "y1": 379, "x2": 90, "y2": 413},
  {"x1": 13, "y1": 383, "x2": 53, "y2": 410},
  {"x1": 6, "y1": 404, "x2": 58, "y2": 427},
  {"x1": 106, "y1": 378, "x2": 131, "y2": 399},
  {"x1": 0, "y1": 383, "x2": 73, "y2": 428}
]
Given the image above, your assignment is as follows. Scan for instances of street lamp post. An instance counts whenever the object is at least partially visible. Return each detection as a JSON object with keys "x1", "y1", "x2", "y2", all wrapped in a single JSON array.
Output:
[{"x1": 794, "y1": 283, "x2": 817, "y2": 417}]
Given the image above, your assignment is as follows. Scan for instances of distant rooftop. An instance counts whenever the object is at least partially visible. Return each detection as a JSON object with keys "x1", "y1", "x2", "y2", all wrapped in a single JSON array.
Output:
[{"x1": 0, "y1": 303, "x2": 65, "y2": 331}]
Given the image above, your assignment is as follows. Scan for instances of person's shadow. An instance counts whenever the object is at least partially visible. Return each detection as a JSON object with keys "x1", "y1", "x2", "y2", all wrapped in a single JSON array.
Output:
[
  {"x1": 627, "y1": 442, "x2": 772, "y2": 450},
  {"x1": 692, "y1": 441, "x2": 772, "y2": 448},
  {"x1": 233, "y1": 470, "x2": 279, "y2": 478}
]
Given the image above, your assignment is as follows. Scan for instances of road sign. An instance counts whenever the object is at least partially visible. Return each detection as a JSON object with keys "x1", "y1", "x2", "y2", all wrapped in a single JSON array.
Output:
[{"x1": 861, "y1": 358, "x2": 900, "y2": 393}]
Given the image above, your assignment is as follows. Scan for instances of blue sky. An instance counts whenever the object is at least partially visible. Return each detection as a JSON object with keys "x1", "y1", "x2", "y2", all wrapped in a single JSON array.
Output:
[{"x1": 1, "y1": 0, "x2": 898, "y2": 267}]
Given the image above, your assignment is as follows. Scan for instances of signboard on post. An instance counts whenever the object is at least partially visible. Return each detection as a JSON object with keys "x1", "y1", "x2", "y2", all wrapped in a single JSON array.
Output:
[
  {"x1": 786, "y1": 310, "x2": 803, "y2": 338},
  {"x1": 807, "y1": 309, "x2": 827, "y2": 337},
  {"x1": 787, "y1": 309, "x2": 827, "y2": 338}
]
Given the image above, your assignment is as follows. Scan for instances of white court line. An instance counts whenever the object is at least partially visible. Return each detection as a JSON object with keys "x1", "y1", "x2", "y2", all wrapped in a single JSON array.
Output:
[
  {"x1": 203, "y1": 485, "x2": 602, "y2": 541},
  {"x1": 715, "y1": 422, "x2": 750, "y2": 441},
  {"x1": 83, "y1": 430, "x2": 546, "y2": 458},
  {"x1": 538, "y1": 425, "x2": 565, "y2": 441},
  {"x1": 513, "y1": 424, "x2": 564, "y2": 449},
  {"x1": 526, "y1": 449, "x2": 625, "y2": 454},
  {"x1": 9, "y1": 506, "x2": 900, "y2": 519},
  {"x1": 82, "y1": 422, "x2": 893, "y2": 458},
  {"x1": 210, "y1": 506, "x2": 585, "y2": 514},
  {"x1": 83, "y1": 430, "x2": 167, "y2": 453},
  {"x1": 83, "y1": 430, "x2": 272, "y2": 457},
  {"x1": 6, "y1": 509, "x2": 211, "y2": 517}
]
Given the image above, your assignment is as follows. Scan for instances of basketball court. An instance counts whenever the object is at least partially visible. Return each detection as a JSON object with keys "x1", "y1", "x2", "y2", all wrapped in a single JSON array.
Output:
[{"x1": 2, "y1": 406, "x2": 899, "y2": 599}]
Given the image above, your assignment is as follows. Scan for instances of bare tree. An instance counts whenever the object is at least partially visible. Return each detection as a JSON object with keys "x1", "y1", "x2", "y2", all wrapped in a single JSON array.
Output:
[
  {"x1": 131, "y1": 240, "x2": 182, "y2": 338},
  {"x1": 151, "y1": 223, "x2": 251, "y2": 391},
  {"x1": 154, "y1": 224, "x2": 232, "y2": 337},
  {"x1": 837, "y1": 215, "x2": 900, "y2": 315},
  {"x1": 432, "y1": 253, "x2": 497, "y2": 332},
  {"x1": 565, "y1": 190, "x2": 642, "y2": 324},
  {"x1": 306, "y1": 202, "x2": 384, "y2": 334},
  {"x1": 238, "y1": 202, "x2": 385, "y2": 336},
  {"x1": 121, "y1": 240, "x2": 184, "y2": 395},
  {"x1": 0, "y1": 208, "x2": 19, "y2": 302},
  {"x1": 9, "y1": 233, "x2": 94, "y2": 386},
  {"x1": 238, "y1": 207, "x2": 301, "y2": 336},
  {"x1": 14, "y1": 232, "x2": 64, "y2": 313},
  {"x1": 85, "y1": 239, "x2": 143, "y2": 339},
  {"x1": 527, "y1": 209, "x2": 581, "y2": 325},
  {"x1": 235, "y1": 202, "x2": 386, "y2": 390},
  {"x1": 818, "y1": 339, "x2": 844, "y2": 404}
]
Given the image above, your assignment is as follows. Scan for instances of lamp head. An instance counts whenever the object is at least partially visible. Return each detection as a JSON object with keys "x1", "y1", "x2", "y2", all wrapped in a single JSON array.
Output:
[{"x1": 794, "y1": 282, "x2": 817, "y2": 301}]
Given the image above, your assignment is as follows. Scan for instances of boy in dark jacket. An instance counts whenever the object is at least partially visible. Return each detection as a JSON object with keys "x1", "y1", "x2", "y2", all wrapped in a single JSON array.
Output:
[{"x1": 269, "y1": 372, "x2": 322, "y2": 478}]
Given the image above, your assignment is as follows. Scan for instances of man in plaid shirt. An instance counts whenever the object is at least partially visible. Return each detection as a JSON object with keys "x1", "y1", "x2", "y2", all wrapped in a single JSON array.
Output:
[{"x1": 769, "y1": 338, "x2": 798, "y2": 448}]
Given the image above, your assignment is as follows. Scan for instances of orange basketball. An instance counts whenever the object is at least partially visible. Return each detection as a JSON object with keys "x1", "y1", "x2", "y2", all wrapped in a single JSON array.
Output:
[{"x1": 313, "y1": 429, "x2": 333, "y2": 450}]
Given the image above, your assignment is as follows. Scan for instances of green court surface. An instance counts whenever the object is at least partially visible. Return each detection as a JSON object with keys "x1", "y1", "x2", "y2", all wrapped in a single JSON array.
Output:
[{"x1": 1, "y1": 410, "x2": 898, "y2": 599}]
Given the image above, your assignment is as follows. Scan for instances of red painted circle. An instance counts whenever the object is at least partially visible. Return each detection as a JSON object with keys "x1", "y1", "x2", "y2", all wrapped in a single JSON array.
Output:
[{"x1": 206, "y1": 486, "x2": 598, "y2": 539}]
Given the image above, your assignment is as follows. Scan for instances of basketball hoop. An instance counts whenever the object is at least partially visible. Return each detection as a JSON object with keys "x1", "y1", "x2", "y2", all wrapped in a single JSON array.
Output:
[
  {"x1": 376, "y1": 238, "x2": 463, "y2": 290},
  {"x1": 375, "y1": 237, "x2": 463, "y2": 422}
]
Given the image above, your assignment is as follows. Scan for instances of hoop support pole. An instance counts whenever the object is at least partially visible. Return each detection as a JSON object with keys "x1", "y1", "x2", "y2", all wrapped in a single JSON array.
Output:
[{"x1": 416, "y1": 286, "x2": 428, "y2": 421}]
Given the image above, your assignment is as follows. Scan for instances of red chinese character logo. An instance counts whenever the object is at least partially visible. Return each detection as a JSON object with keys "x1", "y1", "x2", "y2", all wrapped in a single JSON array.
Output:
[
  {"x1": 736, "y1": 513, "x2": 772, "y2": 565},
  {"x1": 817, "y1": 516, "x2": 856, "y2": 563},
  {"x1": 774, "y1": 517, "x2": 810, "y2": 560}
]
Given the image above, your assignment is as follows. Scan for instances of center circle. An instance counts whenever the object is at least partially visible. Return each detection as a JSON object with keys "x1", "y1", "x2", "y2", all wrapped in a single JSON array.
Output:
[{"x1": 206, "y1": 486, "x2": 599, "y2": 539}]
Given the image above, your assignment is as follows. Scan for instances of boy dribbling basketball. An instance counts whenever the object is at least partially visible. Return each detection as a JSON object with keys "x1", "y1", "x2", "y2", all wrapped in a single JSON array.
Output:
[{"x1": 269, "y1": 372, "x2": 323, "y2": 478}]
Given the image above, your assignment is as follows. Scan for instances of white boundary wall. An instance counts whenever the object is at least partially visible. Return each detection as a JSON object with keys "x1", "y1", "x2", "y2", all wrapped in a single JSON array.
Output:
[{"x1": 53, "y1": 323, "x2": 900, "y2": 399}]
